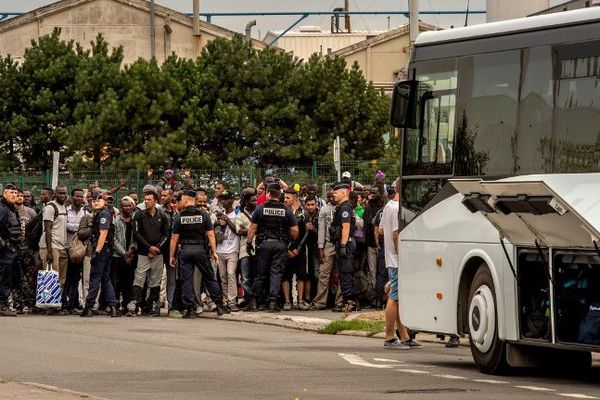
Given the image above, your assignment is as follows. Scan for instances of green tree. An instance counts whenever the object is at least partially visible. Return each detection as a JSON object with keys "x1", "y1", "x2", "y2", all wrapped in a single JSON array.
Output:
[
  {"x1": 16, "y1": 28, "x2": 82, "y2": 170},
  {"x1": 0, "y1": 55, "x2": 23, "y2": 170},
  {"x1": 66, "y1": 34, "x2": 125, "y2": 169}
]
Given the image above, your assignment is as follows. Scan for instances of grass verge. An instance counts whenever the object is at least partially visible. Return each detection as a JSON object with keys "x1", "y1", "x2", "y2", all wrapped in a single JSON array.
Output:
[{"x1": 319, "y1": 319, "x2": 385, "y2": 336}]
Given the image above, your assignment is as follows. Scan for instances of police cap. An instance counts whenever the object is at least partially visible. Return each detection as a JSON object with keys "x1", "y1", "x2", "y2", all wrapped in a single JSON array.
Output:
[
  {"x1": 182, "y1": 189, "x2": 196, "y2": 198},
  {"x1": 332, "y1": 182, "x2": 350, "y2": 191}
]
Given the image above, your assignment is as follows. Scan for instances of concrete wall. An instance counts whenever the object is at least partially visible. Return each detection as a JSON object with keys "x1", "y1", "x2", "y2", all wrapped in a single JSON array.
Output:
[
  {"x1": 269, "y1": 33, "x2": 375, "y2": 61},
  {"x1": 0, "y1": 0, "x2": 222, "y2": 64},
  {"x1": 486, "y1": 0, "x2": 549, "y2": 21},
  {"x1": 342, "y1": 34, "x2": 412, "y2": 91}
]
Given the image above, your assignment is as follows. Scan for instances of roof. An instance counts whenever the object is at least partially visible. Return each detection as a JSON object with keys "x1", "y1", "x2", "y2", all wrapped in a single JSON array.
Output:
[
  {"x1": 416, "y1": 6, "x2": 600, "y2": 46},
  {"x1": 0, "y1": 0, "x2": 264, "y2": 47},
  {"x1": 329, "y1": 22, "x2": 439, "y2": 57}
]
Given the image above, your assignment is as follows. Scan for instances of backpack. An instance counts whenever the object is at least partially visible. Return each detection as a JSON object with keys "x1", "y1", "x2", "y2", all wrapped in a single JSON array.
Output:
[
  {"x1": 577, "y1": 303, "x2": 600, "y2": 345},
  {"x1": 25, "y1": 203, "x2": 59, "y2": 252}
]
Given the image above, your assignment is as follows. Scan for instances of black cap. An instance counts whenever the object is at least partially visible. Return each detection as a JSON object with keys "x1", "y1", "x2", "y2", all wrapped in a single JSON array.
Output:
[
  {"x1": 90, "y1": 192, "x2": 108, "y2": 201},
  {"x1": 267, "y1": 182, "x2": 281, "y2": 191},
  {"x1": 182, "y1": 189, "x2": 196, "y2": 198},
  {"x1": 332, "y1": 182, "x2": 350, "y2": 191},
  {"x1": 3, "y1": 182, "x2": 16, "y2": 190}
]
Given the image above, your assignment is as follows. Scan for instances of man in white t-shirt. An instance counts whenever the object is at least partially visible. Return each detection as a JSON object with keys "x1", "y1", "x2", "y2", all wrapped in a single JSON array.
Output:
[
  {"x1": 215, "y1": 190, "x2": 240, "y2": 311},
  {"x1": 380, "y1": 178, "x2": 422, "y2": 350}
]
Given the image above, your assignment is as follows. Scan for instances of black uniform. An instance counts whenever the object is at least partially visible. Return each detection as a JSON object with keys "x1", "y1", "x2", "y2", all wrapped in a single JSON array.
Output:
[
  {"x1": 250, "y1": 199, "x2": 297, "y2": 305},
  {"x1": 0, "y1": 196, "x2": 21, "y2": 311},
  {"x1": 172, "y1": 205, "x2": 223, "y2": 312},
  {"x1": 86, "y1": 207, "x2": 117, "y2": 309},
  {"x1": 330, "y1": 199, "x2": 357, "y2": 302}
]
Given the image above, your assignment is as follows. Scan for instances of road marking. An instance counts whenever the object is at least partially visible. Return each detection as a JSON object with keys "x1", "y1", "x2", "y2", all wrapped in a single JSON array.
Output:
[
  {"x1": 373, "y1": 358, "x2": 404, "y2": 363},
  {"x1": 558, "y1": 394, "x2": 599, "y2": 399},
  {"x1": 433, "y1": 374, "x2": 466, "y2": 380},
  {"x1": 397, "y1": 369, "x2": 431, "y2": 374},
  {"x1": 515, "y1": 386, "x2": 555, "y2": 392},
  {"x1": 473, "y1": 379, "x2": 509, "y2": 384},
  {"x1": 338, "y1": 353, "x2": 394, "y2": 369}
]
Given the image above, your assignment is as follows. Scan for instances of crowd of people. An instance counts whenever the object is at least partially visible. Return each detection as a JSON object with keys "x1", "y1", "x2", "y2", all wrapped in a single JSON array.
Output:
[{"x1": 0, "y1": 168, "x2": 431, "y2": 348}]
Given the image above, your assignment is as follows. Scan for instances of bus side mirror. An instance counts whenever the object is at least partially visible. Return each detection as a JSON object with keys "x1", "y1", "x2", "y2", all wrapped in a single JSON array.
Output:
[{"x1": 390, "y1": 80, "x2": 418, "y2": 129}]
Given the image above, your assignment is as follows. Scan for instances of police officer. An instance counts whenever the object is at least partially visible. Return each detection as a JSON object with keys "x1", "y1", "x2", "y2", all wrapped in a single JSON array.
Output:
[
  {"x1": 330, "y1": 182, "x2": 359, "y2": 311},
  {"x1": 0, "y1": 183, "x2": 21, "y2": 317},
  {"x1": 169, "y1": 190, "x2": 228, "y2": 318},
  {"x1": 81, "y1": 192, "x2": 119, "y2": 317},
  {"x1": 245, "y1": 182, "x2": 298, "y2": 312}
]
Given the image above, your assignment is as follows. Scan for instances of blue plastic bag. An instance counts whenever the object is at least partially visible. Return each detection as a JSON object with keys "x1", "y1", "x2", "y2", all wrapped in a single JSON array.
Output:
[{"x1": 35, "y1": 265, "x2": 62, "y2": 309}]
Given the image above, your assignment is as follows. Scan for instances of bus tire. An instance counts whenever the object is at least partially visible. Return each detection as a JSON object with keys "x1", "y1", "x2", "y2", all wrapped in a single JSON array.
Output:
[{"x1": 468, "y1": 265, "x2": 507, "y2": 374}]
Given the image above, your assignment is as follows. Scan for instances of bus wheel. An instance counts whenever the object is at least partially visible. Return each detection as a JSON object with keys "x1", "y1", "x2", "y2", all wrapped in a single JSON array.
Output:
[{"x1": 468, "y1": 265, "x2": 507, "y2": 374}]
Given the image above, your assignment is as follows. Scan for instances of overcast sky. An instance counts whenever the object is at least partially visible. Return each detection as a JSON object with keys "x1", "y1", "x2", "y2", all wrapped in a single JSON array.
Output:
[{"x1": 1, "y1": 0, "x2": 567, "y2": 38}]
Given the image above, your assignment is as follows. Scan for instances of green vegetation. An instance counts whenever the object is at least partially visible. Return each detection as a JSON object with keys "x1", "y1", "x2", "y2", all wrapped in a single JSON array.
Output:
[
  {"x1": 319, "y1": 319, "x2": 385, "y2": 336},
  {"x1": 0, "y1": 28, "x2": 392, "y2": 172}
]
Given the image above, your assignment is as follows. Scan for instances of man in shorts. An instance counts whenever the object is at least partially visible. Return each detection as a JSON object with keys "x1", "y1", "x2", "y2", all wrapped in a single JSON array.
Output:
[{"x1": 381, "y1": 178, "x2": 422, "y2": 350}]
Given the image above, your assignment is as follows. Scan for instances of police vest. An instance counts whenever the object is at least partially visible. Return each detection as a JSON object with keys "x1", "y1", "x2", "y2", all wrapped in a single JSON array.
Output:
[
  {"x1": 91, "y1": 208, "x2": 114, "y2": 250},
  {"x1": 178, "y1": 206, "x2": 207, "y2": 245},
  {"x1": 257, "y1": 200, "x2": 288, "y2": 242},
  {"x1": 329, "y1": 201, "x2": 356, "y2": 244},
  {"x1": 0, "y1": 198, "x2": 21, "y2": 245}
]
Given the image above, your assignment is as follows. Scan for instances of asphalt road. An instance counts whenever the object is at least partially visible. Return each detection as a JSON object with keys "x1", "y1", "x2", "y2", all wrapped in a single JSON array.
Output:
[{"x1": 1, "y1": 316, "x2": 599, "y2": 400}]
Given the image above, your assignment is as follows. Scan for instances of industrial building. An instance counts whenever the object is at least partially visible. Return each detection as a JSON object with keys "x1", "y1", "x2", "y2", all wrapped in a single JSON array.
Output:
[
  {"x1": 0, "y1": 0, "x2": 265, "y2": 65},
  {"x1": 329, "y1": 22, "x2": 438, "y2": 91}
]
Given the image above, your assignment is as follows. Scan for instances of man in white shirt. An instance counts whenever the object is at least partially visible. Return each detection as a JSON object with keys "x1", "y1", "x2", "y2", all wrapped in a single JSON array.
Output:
[
  {"x1": 380, "y1": 178, "x2": 422, "y2": 350},
  {"x1": 39, "y1": 185, "x2": 69, "y2": 313},
  {"x1": 215, "y1": 190, "x2": 240, "y2": 311}
]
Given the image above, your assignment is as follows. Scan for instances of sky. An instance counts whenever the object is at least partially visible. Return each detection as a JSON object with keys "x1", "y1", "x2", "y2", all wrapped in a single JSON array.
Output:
[{"x1": 0, "y1": 0, "x2": 569, "y2": 39}]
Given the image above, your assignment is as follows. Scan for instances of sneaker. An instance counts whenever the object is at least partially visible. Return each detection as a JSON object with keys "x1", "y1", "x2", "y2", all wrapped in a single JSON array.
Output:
[
  {"x1": 311, "y1": 303, "x2": 326, "y2": 310},
  {"x1": 268, "y1": 301, "x2": 279, "y2": 313},
  {"x1": 282, "y1": 302, "x2": 292, "y2": 311},
  {"x1": 216, "y1": 304, "x2": 229, "y2": 316},
  {"x1": 125, "y1": 309, "x2": 137, "y2": 317},
  {"x1": 258, "y1": 303, "x2": 268, "y2": 311},
  {"x1": 384, "y1": 338, "x2": 410, "y2": 350},
  {"x1": 208, "y1": 302, "x2": 217, "y2": 312},
  {"x1": 228, "y1": 302, "x2": 239, "y2": 312},
  {"x1": 80, "y1": 307, "x2": 93, "y2": 318},
  {"x1": 168, "y1": 310, "x2": 183, "y2": 318},
  {"x1": 109, "y1": 306, "x2": 121, "y2": 318},
  {"x1": 182, "y1": 308, "x2": 196, "y2": 319},
  {"x1": 446, "y1": 336, "x2": 461, "y2": 348},
  {"x1": 244, "y1": 300, "x2": 257, "y2": 312},
  {"x1": 401, "y1": 338, "x2": 423, "y2": 349},
  {"x1": 297, "y1": 301, "x2": 310, "y2": 311},
  {"x1": 0, "y1": 305, "x2": 17, "y2": 317},
  {"x1": 58, "y1": 308, "x2": 71, "y2": 316}
]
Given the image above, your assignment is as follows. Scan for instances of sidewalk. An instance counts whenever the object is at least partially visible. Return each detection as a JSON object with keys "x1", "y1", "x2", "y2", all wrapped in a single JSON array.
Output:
[
  {"x1": 197, "y1": 308, "x2": 470, "y2": 347},
  {"x1": 0, "y1": 381, "x2": 107, "y2": 400}
]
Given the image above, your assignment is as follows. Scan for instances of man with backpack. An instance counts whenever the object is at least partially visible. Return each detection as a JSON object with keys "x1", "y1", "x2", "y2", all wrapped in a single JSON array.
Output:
[
  {"x1": 38, "y1": 185, "x2": 69, "y2": 314},
  {"x1": 81, "y1": 192, "x2": 119, "y2": 318}
]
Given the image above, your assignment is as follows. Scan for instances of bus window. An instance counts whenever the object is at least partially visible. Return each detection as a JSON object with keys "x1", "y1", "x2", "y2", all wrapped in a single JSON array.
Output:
[
  {"x1": 457, "y1": 50, "x2": 520, "y2": 176},
  {"x1": 553, "y1": 39, "x2": 600, "y2": 173},
  {"x1": 404, "y1": 59, "x2": 458, "y2": 176},
  {"x1": 517, "y1": 46, "x2": 555, "y2": 174}
]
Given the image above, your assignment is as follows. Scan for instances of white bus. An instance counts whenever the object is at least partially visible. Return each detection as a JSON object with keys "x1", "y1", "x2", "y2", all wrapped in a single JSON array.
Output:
[{"x1": 390, "y1": 8, "x2": 600, "y2": 374}]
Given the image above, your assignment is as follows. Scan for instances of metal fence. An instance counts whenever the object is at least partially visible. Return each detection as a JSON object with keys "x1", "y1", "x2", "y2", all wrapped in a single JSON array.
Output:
[{"x1": 0, "y1": 160, "x2": 400, "y2": 202}]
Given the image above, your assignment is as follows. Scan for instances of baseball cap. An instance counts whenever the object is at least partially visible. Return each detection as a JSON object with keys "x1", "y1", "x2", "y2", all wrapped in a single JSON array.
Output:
[
  {"x1": 3, "y1": 182, "x2": 16, "y2": 190},
  {"x1": 164, "y1": 169, "x2": 174, "y2": 175},
  {"x1": 91, "y1": 192, "x2": 109, "y2": 201},
  {"x1": 342, "y1": 171, "x2": 351, "y2": 179},
  {"x1": 375, "y1": 170, "x2": 385, "y2": 180}
]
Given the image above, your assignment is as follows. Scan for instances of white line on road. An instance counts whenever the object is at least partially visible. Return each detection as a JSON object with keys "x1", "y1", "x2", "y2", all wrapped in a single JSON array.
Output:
[
  {"x1": 373, "y1": 358, "x2": 404, "y2": 363},
  {"x1": 397, "y1": 369, "x2": 431, "y2": 374},
  {"x1": 515, "y1": 386, "x2": 556, "y2": 392},
  {"x1": 472, "y1": 379, "x2": 510, "y2": 384},
  {"x1": 433, "y1": 374, "x2": 466, "y2": 380},
  {"x1": 338, "y1": 353, "x2": 395, "y2": 369},
  {"x1": 557, "y1": 394, "x2": 599, "y2": 399}
]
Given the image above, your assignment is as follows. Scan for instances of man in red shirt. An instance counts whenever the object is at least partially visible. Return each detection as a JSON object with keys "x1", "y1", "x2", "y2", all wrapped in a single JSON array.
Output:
[{"x1": 257, "y1": 175, "x2": 287, "y2": 205}]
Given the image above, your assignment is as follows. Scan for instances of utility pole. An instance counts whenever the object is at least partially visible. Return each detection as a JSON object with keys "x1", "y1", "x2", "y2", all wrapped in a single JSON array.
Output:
[
  {"x1": 150, "y1": 0, "x2": 156, "y2": 59},
  {"x1": 409, "y1": 0, "x2": 419, "y2": 47}
]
